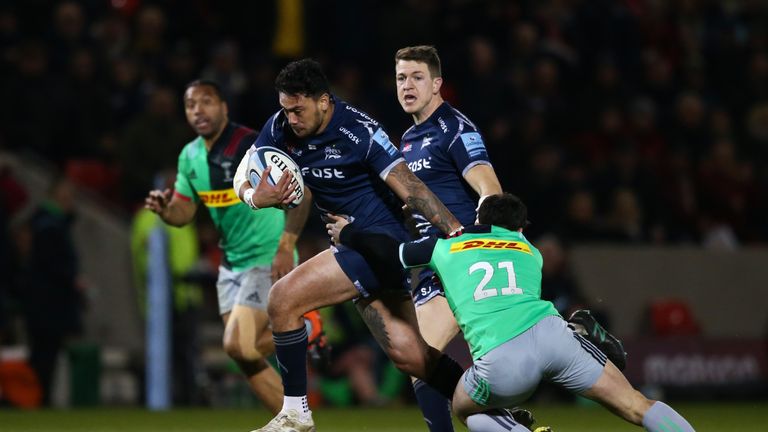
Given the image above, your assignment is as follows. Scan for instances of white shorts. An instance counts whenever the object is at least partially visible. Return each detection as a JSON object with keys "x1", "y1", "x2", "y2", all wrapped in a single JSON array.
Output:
[
  {"x1": 216, "y1": 265, "x2": 271, "y2": 315},
  {"x1": 463, "y1": 315, "x2": 606, "y2": 407}
]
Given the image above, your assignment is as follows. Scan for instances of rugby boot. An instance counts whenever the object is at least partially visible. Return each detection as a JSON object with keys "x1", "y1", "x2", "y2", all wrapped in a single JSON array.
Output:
[
  {"x1": 251, "y1": 409, "x2": 315, "y2": 432},
  {"x1": 568, "y1": 309, "x2": 627, "y2": 371}
]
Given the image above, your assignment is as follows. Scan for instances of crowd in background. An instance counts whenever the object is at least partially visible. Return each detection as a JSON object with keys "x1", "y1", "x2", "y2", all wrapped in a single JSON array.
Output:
[
  {"x1": 1, "y1": 0, "x2": 767, "y2": 246},
  {"x1": 1, "y1": 0, "x2": 767, "y2": 408}
]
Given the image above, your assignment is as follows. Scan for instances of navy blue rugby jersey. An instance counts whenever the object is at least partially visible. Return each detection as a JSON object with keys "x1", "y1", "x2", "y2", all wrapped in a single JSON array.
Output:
[
  {"x1": 252, "y1": 96, "x2": 408, "y2": 235},
  {"x1": 400, "y1": 102, "x2": 492, "y2": 236}
]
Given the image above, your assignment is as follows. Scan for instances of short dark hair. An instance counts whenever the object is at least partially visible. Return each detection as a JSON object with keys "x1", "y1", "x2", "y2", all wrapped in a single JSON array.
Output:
[
  {"x1": 275, "y1": 58, "x2": 330, "y2": 98},
  {"x1": 395, "y1": 45, "x2": 442, "y2": 78},
  {"x1": 477, "y1": 193, "x2": 529, "y2": 232},
  {"x1": 185, "y1": 79, "x2": 225, "y2": 101}
]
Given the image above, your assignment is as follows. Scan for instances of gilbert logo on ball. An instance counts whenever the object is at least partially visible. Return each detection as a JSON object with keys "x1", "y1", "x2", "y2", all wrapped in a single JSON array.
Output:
[{"x1": 248, "y1": 146, "x2": 305, "y2": 208}]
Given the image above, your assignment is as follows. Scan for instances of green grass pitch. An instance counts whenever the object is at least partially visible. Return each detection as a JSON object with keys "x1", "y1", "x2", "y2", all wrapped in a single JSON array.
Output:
[{"x1": 0, "y1": 402, "x2": 763, "y2": 431}]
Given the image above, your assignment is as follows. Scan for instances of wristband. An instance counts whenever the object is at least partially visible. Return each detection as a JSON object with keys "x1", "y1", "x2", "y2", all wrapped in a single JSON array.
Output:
[
  {"x1": 243, "y1": 188, "x2": 259, "y2": 210},
  {"x1": 448, "y1": 226, "x2": 465, "y2": 238}
]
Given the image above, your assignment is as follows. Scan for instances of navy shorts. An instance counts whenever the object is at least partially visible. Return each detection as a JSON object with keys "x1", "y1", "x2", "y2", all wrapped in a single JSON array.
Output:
[
  {"x1": 333, "y1": 244, "x2": 409, "y2": 298},
  {"x1": 412, "y1": 268, "x2": 445, "y2": 307}
]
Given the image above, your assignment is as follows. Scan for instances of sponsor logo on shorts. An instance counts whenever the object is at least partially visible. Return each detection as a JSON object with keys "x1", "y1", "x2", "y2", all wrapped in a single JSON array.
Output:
[
  {"x1": 198, "y1": 188, "x2": 239, "y2": 207},
  {"x1": 449, "y1": 239, "x2": 532, "y2": 254}
]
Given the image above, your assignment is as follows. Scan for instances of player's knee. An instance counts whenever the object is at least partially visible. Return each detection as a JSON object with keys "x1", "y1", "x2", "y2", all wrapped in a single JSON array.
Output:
[
  {"x1": 222, "y1": 331, "x2": 263, "y2": 363},
  {"x1": 266, "y1": 280, "x2": 292, "y2": 318}
]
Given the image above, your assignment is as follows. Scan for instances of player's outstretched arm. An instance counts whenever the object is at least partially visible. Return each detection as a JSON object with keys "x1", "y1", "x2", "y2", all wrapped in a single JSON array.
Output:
[
  {"x1": 385, "y1": 162, "x2": 462, "y2": 235},
  {"x1": 464, "y1": 164, "x2": 502, "y2": 206},
  {"x1": 326, "y1": 215, "x2": 405, "y2": 289},
  {"x1": 144, "y1": 188, "x2": 197, "y2": 227}
]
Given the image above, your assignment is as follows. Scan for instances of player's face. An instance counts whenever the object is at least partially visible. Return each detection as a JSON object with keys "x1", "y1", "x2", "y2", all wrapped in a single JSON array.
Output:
[
  {"x1": 279, "y1": 92, "x2": 329, "y2": 138},
  {"x1": 396, "y1": 60, "x2": 442, "y2": 116},
  {"x1": 184, "y1": 85, "x2": 228, "y2": 139}
]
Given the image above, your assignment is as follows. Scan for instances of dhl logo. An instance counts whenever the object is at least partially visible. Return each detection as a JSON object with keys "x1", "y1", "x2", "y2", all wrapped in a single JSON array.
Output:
[
  {"x1": 198, "y1": 188, "x2": 239, "y2": 208},
  {"x1": 449, "y1": 239, "x2": 532, "y2": 254}
]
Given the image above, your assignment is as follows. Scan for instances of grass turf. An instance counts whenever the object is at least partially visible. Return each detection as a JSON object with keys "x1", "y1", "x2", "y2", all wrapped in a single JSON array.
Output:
[{"x1": 0, "y1": 402, "x2": 763, "y2": 431}]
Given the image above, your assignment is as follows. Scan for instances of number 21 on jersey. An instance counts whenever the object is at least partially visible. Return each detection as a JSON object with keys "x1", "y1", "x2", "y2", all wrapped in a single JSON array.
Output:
[{"x1": 470, "y1": 261, "x2": 523, "y2": 301}]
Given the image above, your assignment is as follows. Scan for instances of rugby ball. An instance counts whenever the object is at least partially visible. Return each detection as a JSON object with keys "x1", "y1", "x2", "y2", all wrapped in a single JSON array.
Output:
[{"x1": 248, "y1": 146, "x2": 305, "y2": 208}]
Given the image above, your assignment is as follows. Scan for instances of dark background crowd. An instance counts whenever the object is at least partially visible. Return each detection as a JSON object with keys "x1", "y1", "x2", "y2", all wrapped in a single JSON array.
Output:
[
  {"x1": 0, "y1": 0, "x2": 767, "y2": 407},
  {"x1": 1, "y1": 0, "x2": 766, "y2": 246}
]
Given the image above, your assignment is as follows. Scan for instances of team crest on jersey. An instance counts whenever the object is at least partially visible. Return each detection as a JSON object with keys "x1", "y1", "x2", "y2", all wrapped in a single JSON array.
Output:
[
  {"x1": 402, "y1": 142, "x2": 412, "y2": 152},
  {"x1": 324, "y1": 146, "x2": 342, "y2": 160},
  {"x1": 221, "y1": 161, "x2": 234, "y2": 181},
  {"x1": 449, "y1": 239, "x2": 532, "y2": 254}
]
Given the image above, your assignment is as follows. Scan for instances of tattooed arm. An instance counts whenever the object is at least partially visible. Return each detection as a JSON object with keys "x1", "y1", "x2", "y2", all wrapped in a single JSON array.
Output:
[{"x1": 384, "y1": 162, "x2": 462, "y2": 235}]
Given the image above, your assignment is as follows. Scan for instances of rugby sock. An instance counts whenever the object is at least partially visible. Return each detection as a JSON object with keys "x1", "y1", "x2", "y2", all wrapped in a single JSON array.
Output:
[
  {"x1": 642, "y1": 401, "x2": 695, "y2": 432},
  {"x1": 467, "y1": 411, "x2": 532, "y2": 431},
  {"x1": 425, "y1": 352, "x2": 465, "y2": 399},
  {"x1": 273, "y1": 326, "x2": 308, "y2": 397},
  {"x1": 413, "y1": 379, "x2": 454, "y2": 432}
]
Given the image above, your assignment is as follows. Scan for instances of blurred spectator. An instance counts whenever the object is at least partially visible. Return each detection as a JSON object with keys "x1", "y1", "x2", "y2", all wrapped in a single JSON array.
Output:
[
  {"x1": 19, "y1": 177, "x2": 84, "y2": 406},
  {"x1": 1, "y1": 0, "x2": 766, "y2": 242},
  {"x1": 0, "y1": 164, "x2": 28, "y2": 343},
  {"x1": 538, "y1": 234, "x2": 581, "y2": 315},
  {"x1": 670, "y1": 92, "x2": 710, "y2": 160},
  {"x1": 696, "y1": 139, "x2": 755, "y2": 242},
  {"x1": 602, "y1": 188, "x2": 646, "y2": 243},
  {"x1": 538, "y1": 233, "x2": 611, "y2": 328},
  {"x1": 201, "y1": 41, "x2": 247, "y2": 117},
  {"x1": 47, "y1": 1, "x2": 94, "y2": 73},
  {"x1": 556, "y1": 189, "x2": 604, "y2": 244},
  {"x1": 118, "y1": 86, "x2": 192, "y2": 204}
]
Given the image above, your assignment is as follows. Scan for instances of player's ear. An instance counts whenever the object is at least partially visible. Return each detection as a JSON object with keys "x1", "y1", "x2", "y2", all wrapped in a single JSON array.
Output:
[
  {"x1": 433, "y1": 76, "x2": 443, "y2": 95},
  {"x1": 319, "y1": 94, "x2": 330, "y2": 109},
  {"x1": 222, "y1": 101, "x2": 229, "y2": 117}
]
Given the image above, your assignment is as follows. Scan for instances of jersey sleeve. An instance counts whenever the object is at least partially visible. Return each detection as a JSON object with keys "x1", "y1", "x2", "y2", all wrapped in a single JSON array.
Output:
[
  {"x1": 173, "y1": 147, "x2": 198, "y2": 203},
  {"x1": 447, "y1": 125, "x2": 492, "y2": 177},
  {"x1": 365, "y1": 126, "x2": 405, "y2": 179},
  {"x1": 399, "y1": 236, "x2": 438, "y2": 269}
]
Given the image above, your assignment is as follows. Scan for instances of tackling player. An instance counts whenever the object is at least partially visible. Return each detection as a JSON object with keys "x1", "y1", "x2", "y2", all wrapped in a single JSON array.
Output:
[
  {"x1": 328, "y1": 193, "x2": 696, "y2": 432},
  {"x1": 394, "y1": 45, "x2": 623, "y2": 431},
  {"x1": 144, "y1": 80, "x2": 324, "y2": 414}
]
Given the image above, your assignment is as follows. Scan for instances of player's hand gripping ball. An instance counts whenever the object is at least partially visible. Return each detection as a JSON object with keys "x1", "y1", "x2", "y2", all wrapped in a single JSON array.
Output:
[{"x1": 248, "y1": 146, "x2": 305, "y2": 208}]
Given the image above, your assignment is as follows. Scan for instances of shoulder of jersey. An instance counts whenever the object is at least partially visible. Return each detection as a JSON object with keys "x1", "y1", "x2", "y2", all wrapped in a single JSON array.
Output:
[
  {"x1": 438, "y1": 106, "x2": 478, "y2": 136},
  {"x1": 264, "y1": 110, "x2": 287, "y2": 140},
  {"x1": 336, "y1": 103, "x2": 383, "y2": 146},
  {"x1": 180, "y1": 137, "x2": 204, "y2": 159},
  {"x1": 231, "y1": 124, "x2": 258, "y2": 148}
]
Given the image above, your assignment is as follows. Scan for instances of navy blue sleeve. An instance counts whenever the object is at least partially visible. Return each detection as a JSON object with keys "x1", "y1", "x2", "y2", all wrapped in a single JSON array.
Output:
[
  {"x1": 448, "y1": 125, "x2": 492, "y2": 177},
  {"x1": 400, "y1": 236, "x2": 438, "y2": 269},
  {"x1": 364, "y1": 126, "x2": 405, "y2": 179},
  {"x1": 251, "y1": 113, "x2": 280, "y2": 150}
]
